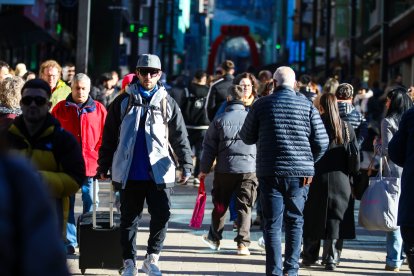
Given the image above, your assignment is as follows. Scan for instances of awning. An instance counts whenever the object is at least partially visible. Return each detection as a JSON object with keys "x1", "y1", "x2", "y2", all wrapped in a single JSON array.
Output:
[{"x1": 0, "y1": 13, "x2": 56, "y2": 48}]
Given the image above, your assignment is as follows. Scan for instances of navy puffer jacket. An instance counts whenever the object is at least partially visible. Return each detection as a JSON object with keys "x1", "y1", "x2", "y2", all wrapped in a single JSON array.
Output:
[{"x1": 240, "y1": 86, "x2": 329, "y2": 177}]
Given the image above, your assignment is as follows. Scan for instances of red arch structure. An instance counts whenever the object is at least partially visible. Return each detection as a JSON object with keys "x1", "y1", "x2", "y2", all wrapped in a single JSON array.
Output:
[{"x1": 207, "y1": 25, "x2": 260, "y2": 74}]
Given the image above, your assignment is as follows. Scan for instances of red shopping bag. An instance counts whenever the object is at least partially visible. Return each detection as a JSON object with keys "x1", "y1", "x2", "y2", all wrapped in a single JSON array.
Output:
[{"x1": 189, "y1": 178, "x2": 206, "y2": 229}]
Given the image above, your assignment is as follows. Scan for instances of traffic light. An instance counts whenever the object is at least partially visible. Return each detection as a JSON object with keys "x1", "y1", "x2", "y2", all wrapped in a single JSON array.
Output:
[
  {"x1": 275, "y1": 43, "x2": 281, "y2": 50},
  {"x1": 56, "y1": 23, "x2": 62, "y2": 35},
  {"x1": 138, "y1": 25, "x2": 148, "y2": 38},
  {"x1": 158, "y1": 33, "x2": 164, "y2": 41},
  {"x1": 128, "y1": 23, "x2": 149, "y2": 38}
]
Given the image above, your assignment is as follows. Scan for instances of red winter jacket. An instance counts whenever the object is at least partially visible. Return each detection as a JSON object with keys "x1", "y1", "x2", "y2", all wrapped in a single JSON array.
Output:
[{"x1": 52, "y1": 95, "x2": 107, "y2": 177}]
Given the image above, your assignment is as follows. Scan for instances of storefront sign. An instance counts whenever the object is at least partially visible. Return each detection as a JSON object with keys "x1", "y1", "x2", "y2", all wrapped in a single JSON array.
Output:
[
  {"x1": 23, "y1": 0, "x2": 46, "y2": 28},
  {"x1": 389, "y1": 32, "x2": 414, "y2": 64}
]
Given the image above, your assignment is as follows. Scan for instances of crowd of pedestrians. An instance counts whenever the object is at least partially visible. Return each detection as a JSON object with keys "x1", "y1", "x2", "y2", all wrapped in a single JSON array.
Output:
[{"x1": 1, "y1": 55, "x2": 414, "y2": 276}]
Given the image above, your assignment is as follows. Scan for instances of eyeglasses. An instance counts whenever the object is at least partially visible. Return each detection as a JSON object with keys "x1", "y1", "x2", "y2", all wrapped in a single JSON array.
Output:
[
  {"x1": 138, "y1": 68, "x2": 160, "y2": 77},
  {"x1": 240, "y1": 84, "x2": 252, "y2": 88},
  {"x1": 21, "y1": 96, "x2": 48, "y2": 106}
]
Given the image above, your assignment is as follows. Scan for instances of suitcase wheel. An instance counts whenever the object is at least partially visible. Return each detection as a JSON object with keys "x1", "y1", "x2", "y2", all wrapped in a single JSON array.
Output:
[{"x1": 81, "y1": 268, "x2": 86, "y2": 275}]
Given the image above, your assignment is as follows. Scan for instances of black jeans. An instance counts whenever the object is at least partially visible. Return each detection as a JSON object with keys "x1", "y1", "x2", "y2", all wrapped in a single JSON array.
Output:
[
  {"x1": 120, "y1": 180, "x2": 171, "y2": 260},
  {"x1": 302, "y1": 238, "x2": 343, "y2": 265},
  {"x1": 401, "y1": 226, "x2": 414, "y2": 274},
  {"x1": 188, "y1": 129, "x2": 206, "y2": 177}
]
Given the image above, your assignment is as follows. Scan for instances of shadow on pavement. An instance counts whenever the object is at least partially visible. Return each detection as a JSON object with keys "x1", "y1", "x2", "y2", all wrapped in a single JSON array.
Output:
[{"x1": 160, "y1": 270, "x2": 263, "y2": 276}]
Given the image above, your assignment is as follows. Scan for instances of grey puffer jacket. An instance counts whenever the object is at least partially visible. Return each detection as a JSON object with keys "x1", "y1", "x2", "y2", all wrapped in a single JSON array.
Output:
[
  {"x1": 200, "y1": 101, "x2": 256, "y2": 174},
  {"x1": 240, "y1": 86, "x2": 329, "y2": 177}
]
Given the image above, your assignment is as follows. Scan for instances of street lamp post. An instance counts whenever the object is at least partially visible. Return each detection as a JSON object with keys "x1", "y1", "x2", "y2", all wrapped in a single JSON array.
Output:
[
  {"x1": 76, "y1": 0, "x2": 91, "y2": 74},
  {"x1": 311, "y1": 0, "x2": 318, "y2": 72},
  {"x1": 349, "y1": 0, "x2": 356, "y2": 79},
  {"x1": 325, "y1": 0, "x2": 331, "y2": 79},
  {"x1": 380, "y1": 0, "x2": 389, "y2": 84}
]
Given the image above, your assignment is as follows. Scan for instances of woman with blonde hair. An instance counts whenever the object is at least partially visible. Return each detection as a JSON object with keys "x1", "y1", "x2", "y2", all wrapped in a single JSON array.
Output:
[
  {"x1": 314, "y1": 78, "x2": 340, "y2": 109},
  {"x1": 0, "y1": 76, "x2": 24, "y2": 131}
]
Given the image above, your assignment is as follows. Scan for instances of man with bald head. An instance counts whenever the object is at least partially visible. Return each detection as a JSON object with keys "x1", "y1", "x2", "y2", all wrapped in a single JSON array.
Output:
[{"x1": 240, "y1": 66, "x2": 329, "y2": 276}]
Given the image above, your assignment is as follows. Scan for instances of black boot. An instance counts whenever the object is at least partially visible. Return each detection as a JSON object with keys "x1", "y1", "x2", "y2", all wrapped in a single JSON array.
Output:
[
  {"x1": 322, "y1": 239, "x2": 340, "y2": 268},
  {"x1": 301, "y1": 238, "x2": 320, "y2": 266}
]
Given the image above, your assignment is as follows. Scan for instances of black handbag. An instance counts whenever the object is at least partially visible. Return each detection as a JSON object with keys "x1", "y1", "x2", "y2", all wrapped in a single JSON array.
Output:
[
  {"x1": 344, "y1": 122, "x2": 360, "y2": 175},
  {"x1": 353, "y1": 168, "x2": 377, "y2": 200},
  {"x1": 352, "y1": 150, "x2": 379, "y2": 200}
]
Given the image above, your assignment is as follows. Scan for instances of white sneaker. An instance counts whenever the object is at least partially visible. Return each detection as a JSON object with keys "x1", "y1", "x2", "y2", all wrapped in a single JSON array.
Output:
[
  {"x1": 201, "y1": 234, "x2": 220, "y2": 250},
  {"x1": 122, "y1": 259, "x2": 137, "y2": 276},
  {"x1": 258, "y1": 236, "x2": 265, "y2": 250},
  {"x1": 237, "y1": 244, "x2": 250, "y2": 256},
  {"x1": 141, "y1": 253, "x2": 162, "y2": 276}
]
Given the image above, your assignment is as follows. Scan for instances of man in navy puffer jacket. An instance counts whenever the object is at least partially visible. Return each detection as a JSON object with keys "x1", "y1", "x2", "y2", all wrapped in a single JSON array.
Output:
[{"x1": 240, "y1": 66, "x2": 329, "y2": 276}]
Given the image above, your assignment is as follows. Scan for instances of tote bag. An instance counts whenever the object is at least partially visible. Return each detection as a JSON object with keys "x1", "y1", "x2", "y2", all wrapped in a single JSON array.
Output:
[
  {"x1": 358, "y1": 157, "x2": 400, "y2": 231},
  {"x1": 189, "y1": 178, "x2": 207, "y2": 229}
]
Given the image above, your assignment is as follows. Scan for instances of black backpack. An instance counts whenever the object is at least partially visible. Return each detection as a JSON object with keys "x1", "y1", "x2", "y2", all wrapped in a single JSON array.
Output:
[{"x1": 182, "y1": 95, "x2": 209, "y2": 126}]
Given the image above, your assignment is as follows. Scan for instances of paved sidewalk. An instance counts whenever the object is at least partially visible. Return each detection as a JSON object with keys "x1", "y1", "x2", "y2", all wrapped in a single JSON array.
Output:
[{"x1": 67, "y1": 176, "x2": 411, "y2": 275}]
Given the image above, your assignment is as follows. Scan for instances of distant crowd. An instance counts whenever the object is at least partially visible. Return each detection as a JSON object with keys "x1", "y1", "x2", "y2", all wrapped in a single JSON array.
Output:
[{"x1": 1, "y1": 56, "x2": 414, "y2": 276}]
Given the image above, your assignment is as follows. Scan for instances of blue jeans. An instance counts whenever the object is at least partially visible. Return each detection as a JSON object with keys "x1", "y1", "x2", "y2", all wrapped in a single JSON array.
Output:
[
  {"x1": 259, "y1": 176, "x2": 309, "y2": 276},
  {"x1": 66, "y1": 177, "x2": 98, "y2": 248},
  {"x1": 66, "y1": 194, "x2": 78, "y2": 248},
  {"x1": 229, "y1": 193, "x2": 238, "y2": 222},
  {"x1": 386, "y1": 228, "x2": 404, "y2": 268},
  {"x1": 82, "y1": 177, "x2": 99, "y2": 214}
]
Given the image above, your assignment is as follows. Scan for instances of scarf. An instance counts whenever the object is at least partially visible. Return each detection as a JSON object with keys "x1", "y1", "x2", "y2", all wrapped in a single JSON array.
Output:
[{"x1": 139, "y1": 84, "x2": 158, "y2": 100}]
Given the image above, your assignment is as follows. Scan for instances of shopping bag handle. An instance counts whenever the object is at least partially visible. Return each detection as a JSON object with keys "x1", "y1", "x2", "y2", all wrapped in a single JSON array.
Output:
[{"x1": 198, "y1": 178, "x2": 206, "y2": 194}]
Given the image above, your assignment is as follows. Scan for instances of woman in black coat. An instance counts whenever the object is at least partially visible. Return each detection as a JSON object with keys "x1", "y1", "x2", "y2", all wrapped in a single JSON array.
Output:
[{"x1": 302, "y1": 93, "x2": 357, "y2": 270}]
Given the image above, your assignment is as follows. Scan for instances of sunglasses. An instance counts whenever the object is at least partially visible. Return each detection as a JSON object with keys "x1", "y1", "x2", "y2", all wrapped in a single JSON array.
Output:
[
  {"x1": 138, "y1": 68, "x2": 160, "y2": 77},
  {"x1": 21, "y1": 96, "x2": 48, "y2": 106}
]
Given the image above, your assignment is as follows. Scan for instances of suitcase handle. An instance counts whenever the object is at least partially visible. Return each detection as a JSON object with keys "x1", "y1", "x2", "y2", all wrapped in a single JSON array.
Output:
[{"x1": 93, "y1": 179, "x2": 114, "y2": 229}]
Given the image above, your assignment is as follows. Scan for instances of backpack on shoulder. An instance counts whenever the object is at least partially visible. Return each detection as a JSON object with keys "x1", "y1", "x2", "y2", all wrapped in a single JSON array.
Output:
[{"x1": 182, "y1": 95, "x2": 209, "y2": 126}]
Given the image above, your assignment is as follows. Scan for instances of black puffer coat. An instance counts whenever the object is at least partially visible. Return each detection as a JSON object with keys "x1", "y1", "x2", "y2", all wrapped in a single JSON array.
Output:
[
  {"x1": 303, "y1": 116, "x2": 356, "y2": 240},
  {"x1": 206, "y1": 74, "x2": 234, "y2": 121}
]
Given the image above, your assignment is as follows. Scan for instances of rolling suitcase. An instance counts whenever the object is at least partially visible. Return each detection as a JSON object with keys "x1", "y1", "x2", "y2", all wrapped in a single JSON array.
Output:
[{"x1": 77, "y1": 179, "x2": 123, "y2": 275}]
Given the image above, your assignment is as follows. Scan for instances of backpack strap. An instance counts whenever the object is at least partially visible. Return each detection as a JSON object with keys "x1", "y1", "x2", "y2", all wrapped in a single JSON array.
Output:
[
  {"x1": 162, "y1": 96, "x2": 168, "y2": 147},
  {"x1": 161, "y1": 96, "x2": 179, "y2": 166},
  {"x1": 121, "y1": 93, "x2": 134, "y2": 121}
]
